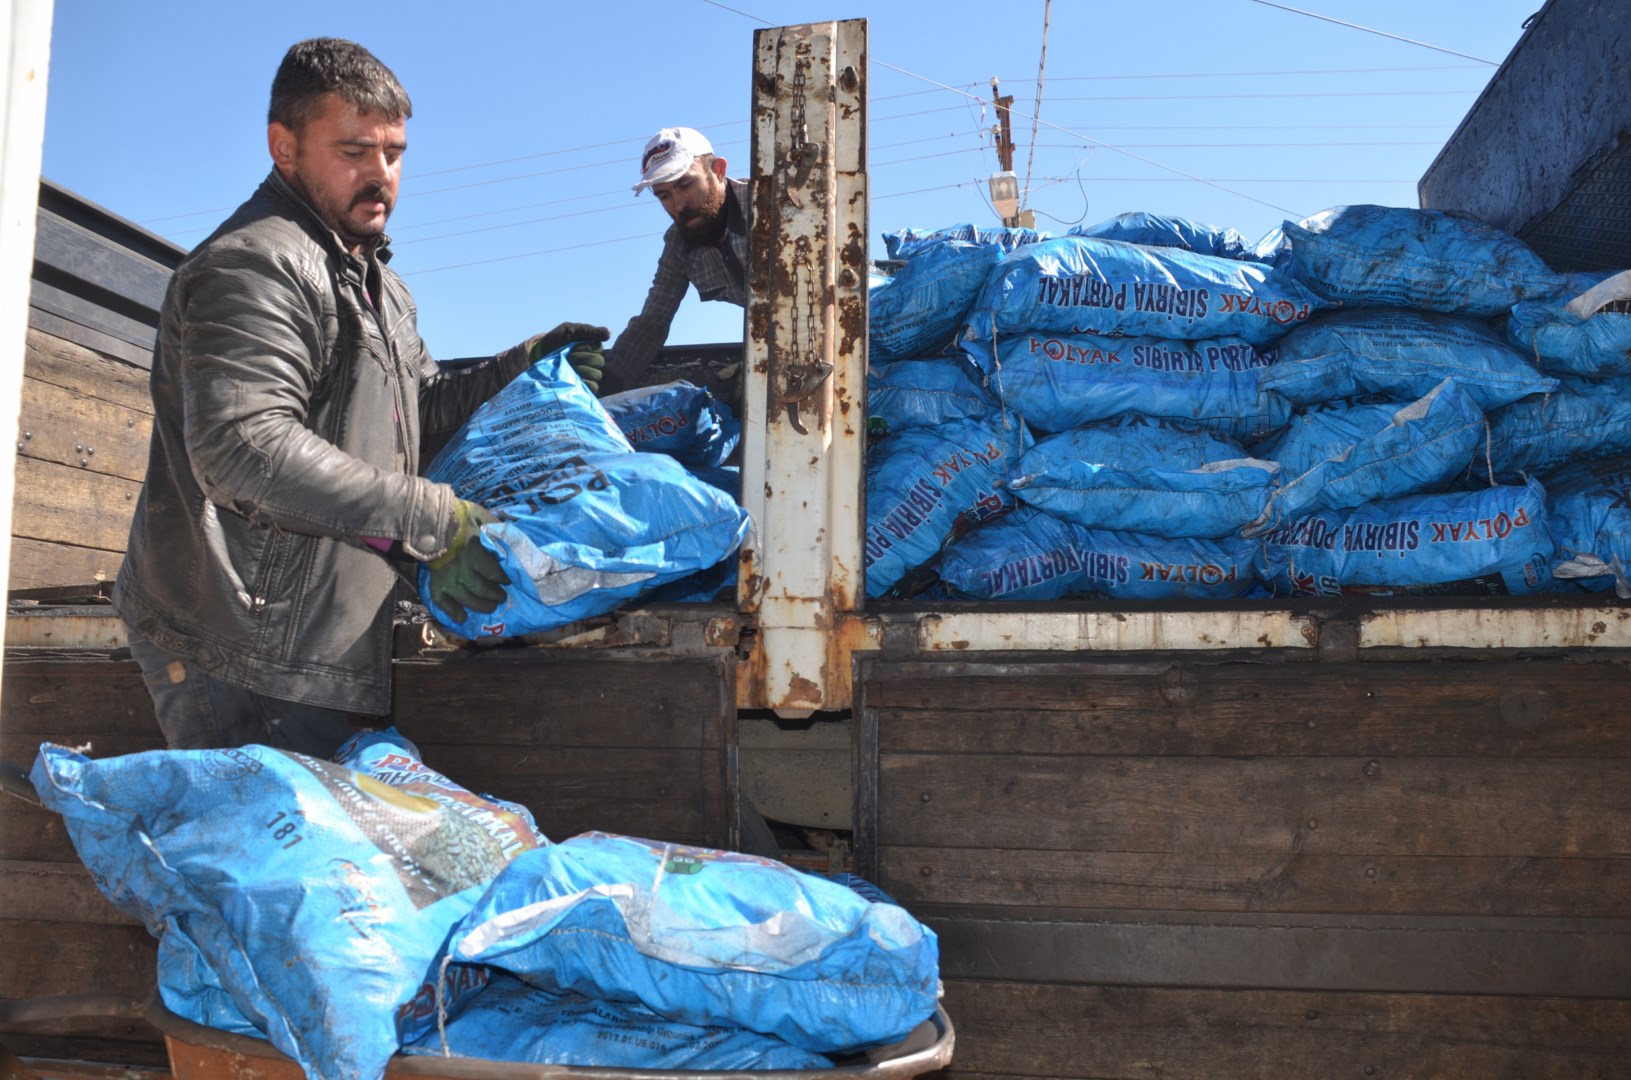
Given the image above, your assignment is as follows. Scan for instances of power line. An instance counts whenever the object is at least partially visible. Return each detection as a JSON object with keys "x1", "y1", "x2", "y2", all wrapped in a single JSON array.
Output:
[
  {"x1": 1031, "y1": 123, "x2": 1452, "y2": 130},
  {"x1": 1022, "y1": 0, "x2": 1051, "y2": 214},
  {"x1": 1046, "y1": 89, "x2": 1478, "y2": 101},
  {"x1": 393, "y1": 201, "x2": 642, "y2": 247},
  {"x1": 1024, "y1": 140, "x2": 1444, "y2": 150},
  {"x1": 868, "y1": 58, "x2": 1304, "y2": 217},
  {"x1": 1037, "y1": 63, "x2": 1483, "y2": 80},
  {"x1": 695, "y1": 0, "x2": 772, "y2": 24},
  {"x1": 402, "y1": 86, "x2": 965, "y2": 182},
  {"x1": 870, "y1": 141, "x2": 1440, "y2": 169},
  {"x1": 1244, "y1": 0, "x2": 1501, "y2": 64},
  {"x1": 402, "y1": 231, "x2": 666, "y2": 276},
  {"x1": 1066, "y1": 176, "x2": 1420, "y2": 184}
]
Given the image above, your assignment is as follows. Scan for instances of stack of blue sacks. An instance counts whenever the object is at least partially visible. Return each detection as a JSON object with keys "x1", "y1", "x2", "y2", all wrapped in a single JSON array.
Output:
[
  {"x1": 867, "y1": 206, "x2": 1631, "y2": 598},
  {"x1": 32, "y1": 728, "x2": 941, "y2": 1078}
]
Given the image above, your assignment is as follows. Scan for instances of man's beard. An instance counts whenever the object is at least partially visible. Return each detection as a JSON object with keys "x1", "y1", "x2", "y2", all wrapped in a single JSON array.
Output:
[
  {"x1": 677, "y1": 188, "x2": 728, "y2": 244},
  {"x1": 291, "y1": 169, "x2": 393, "y2": 248}
]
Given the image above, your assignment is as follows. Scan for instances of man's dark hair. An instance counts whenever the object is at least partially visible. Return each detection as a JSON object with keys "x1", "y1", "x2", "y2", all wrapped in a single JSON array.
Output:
[{"x1": 268, "y1": 38, "x2": 412, "y2": 132}]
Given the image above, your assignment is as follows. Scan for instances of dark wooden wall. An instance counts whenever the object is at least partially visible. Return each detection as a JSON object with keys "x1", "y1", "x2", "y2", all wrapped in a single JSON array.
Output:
[
  {"x1": 857, "y1": 652, "x2": 1631, "y2": 1079},
  {"x1": 12, "y1": 329, "x2": 153, "y2": 591},
  {"x1": 0, "y1": 646, "x2": 735, "y2": 1064},
  {"x1": 10, "y1": 181, "x2": 180, "y2": 594}
]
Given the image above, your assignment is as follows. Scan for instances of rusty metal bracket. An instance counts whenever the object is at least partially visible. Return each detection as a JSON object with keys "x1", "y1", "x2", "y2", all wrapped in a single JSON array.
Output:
[{"x1": 777, "y1": 360, "x2": 834, "y2": 434}]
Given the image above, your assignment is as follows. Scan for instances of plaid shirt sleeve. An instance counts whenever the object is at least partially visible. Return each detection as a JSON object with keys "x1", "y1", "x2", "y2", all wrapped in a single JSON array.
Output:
[{"x1": 605, "y1": 230, "x2": 689, "y2": 394}]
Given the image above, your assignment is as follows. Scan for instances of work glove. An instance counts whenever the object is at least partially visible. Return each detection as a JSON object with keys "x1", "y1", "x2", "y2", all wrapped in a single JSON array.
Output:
[
  {"x1": 526, "y1": 321, "x2": 611, "y2": 395},
  {"x1": 424, "y1": 500, "x2": 510, "y2": 624}
]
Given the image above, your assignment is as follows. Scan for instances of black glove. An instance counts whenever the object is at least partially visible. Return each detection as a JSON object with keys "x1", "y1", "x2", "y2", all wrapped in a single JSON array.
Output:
[
  {"x1": 524, "y1": 322, "x2": 611, "y2": 395},
  {"x1": 424, "y1": 500, "x2": 510, "y2": 624}
]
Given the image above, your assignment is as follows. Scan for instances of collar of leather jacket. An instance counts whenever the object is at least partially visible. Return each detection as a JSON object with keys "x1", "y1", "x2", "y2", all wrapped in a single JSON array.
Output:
[{"x1": 262, "y1": 167, "x2": 397, "y2": 268}]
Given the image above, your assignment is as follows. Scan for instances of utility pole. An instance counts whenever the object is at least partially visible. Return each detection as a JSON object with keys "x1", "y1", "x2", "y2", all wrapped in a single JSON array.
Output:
[
  {"x1": 989, "y1": 78, "x2": 1019, "y2": 227},
  {"x1": 991, "y1": 78, "x2": 1015, "y2": 174}
]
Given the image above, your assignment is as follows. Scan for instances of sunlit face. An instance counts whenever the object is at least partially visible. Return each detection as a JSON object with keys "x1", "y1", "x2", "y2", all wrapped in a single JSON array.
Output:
[
  {"x1": 268, "y1": 92, "x2": 406, "y2": 254},
  {"x1": 651, "y1": 156, "x2": 729, "y2": 243}
]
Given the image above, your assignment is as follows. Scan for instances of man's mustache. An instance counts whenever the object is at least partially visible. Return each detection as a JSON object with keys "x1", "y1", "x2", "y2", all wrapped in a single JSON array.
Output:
[{"x1": 352, "y1": 185, "x2": 392, "y2": 208}]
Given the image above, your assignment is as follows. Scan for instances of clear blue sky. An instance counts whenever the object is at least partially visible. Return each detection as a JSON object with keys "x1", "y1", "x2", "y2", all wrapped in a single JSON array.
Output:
[{"x1": 41, "y1": 0, "x2": 1542, "y2": 358}]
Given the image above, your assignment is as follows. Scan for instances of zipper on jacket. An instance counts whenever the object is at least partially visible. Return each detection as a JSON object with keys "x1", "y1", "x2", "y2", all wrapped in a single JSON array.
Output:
[{"x1": 354, "y1": 259, "x2": 412, "y2": 474}]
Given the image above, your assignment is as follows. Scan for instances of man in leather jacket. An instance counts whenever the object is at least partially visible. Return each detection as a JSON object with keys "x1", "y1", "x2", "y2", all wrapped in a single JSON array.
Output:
[
  {"x1": 113, "y1": 38, "x2": 605, "y2": 756},
  {"x1": 601, "y1": 127, "x2": 748, "y2": 396}
]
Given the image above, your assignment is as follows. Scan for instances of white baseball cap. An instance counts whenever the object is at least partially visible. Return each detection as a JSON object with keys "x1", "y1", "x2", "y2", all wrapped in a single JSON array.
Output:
[{"x1": 633, "y1": 127, "x2": 714, "y2": 194}]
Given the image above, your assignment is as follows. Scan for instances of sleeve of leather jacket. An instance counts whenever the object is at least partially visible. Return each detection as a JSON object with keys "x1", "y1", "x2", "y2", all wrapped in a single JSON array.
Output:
[
  {"x1": 176, "y1": 245, "x2": 458, "y2": 562},
  {"x1": 603, "y1": 237, "x2": 689, "y2": 395},
  {"x1": 411, "y1": 291, "x2": 534, "y2": 450}
]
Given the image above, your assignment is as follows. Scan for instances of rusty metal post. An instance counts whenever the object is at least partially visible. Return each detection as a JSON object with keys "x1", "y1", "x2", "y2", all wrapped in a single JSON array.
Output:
[{"x1": 738, "y1": 19, "x2": 870, "y2": 716}]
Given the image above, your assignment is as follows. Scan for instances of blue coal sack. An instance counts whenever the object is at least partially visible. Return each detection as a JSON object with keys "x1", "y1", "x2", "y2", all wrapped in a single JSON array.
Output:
[
  {"x1": 1543, "y1": 453, "x2": 1631, "y2": 596},
  {"x1": 864, "y1": 414, "x2": 1029, "y2": 596},
  {"x1": 1257, "y1": 479, "x2": 1555, "y2": 596},
  {"x1": 418, "y1": 344, "x2": 750, "y2": 637},
  {"x1": 1258, "y1": 309, "x2": 1556, "y2": 411},
  {"x1": 600, "y1": 380, "x2": 740, "y2": 468},
  {"x1": 882, "y1": 222, "x2": 1049, "y2": 260},
  {"x1": 935, "y1": 507, "x2": 1257, "y2": 601},
  {"x1": 1486, "y1": 376, "x2": 1631, "y2": 480},
  {"x1": 1249, "y1": 380, "x2": 1486, "y2": 532},
  {"x1": 30, "y1": 729, "x2": 548, "y2": 1080},
  {"x1": 404, "y1": 974, "x2": 830, "y2": 1071},
  {"x1": 870, "y1": 239, "x2": 1004, "y2": 360},
  {"x1": 971, "y1": 330, "x2": 1288, "y2": 442},
  {"x1": 1506, "y1": 269, "x2": 1631, "y2": 378},
  {"x1": 965, "y1": 235, "x2": 1326, "y2": 347},
  {"x1": 438, "y1": 832, "x2": 940, "y2": 1055},
  {"x1": 1010, "y1": 416, "x2": 1278, "y2": 539},
  {"x1": 1279, "y1": 204, "x2": 1564, "y2": 316},
  {"x1": 867, "y1": 355, "x2": 998, "y2": 436},
  {"x1": 1070, "y1": 211, "x2": 1256, "y2": 261}
]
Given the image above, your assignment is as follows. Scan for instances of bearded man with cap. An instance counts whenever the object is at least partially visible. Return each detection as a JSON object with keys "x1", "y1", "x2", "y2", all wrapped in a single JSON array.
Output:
[{"x1": 600, "y1": 127, "x2": 748, "y2": 396}]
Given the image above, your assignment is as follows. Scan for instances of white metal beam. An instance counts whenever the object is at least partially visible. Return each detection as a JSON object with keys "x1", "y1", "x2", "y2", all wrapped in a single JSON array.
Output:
[{"x1": 740, "y1": 19, "x2": 868, "y2": 715}]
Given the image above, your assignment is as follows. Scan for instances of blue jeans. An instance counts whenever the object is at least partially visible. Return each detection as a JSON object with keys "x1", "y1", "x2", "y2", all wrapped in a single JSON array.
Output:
[{"x1": 127, "y1": 633, "x2": 360, "y2": 757}]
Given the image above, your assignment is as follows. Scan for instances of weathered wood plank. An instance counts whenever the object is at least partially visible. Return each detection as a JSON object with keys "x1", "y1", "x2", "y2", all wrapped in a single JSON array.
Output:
[
  {"x1": 940, "y1": 980, "x2": 1631, "y2": 1079},
  {"x1": 17, "y1": 1058, "x2": 170, "y2": 1079},
  {"x1": 0, "y1": 920, "x2": 155, "y2": 1000},
  {"x1": 18, "y1": 375, "x2": 152, "y2": 483},
  {"x1": 1, "y1": 651, "x2": 731, "y2": 845},
  {"x1": 926, "y1": 911, "x2": 1631, "y2": 997},
  {"x1": 28, "y1": 282, "x2": 158, "y2": 356},
  {"x1": 405, "y1": 744, "x2": 725, "y2": 845},
  {"x1": 392, "y1": 653, "x2": 732, "y2": 749},
  {"x1": 34, "y1": 211, "x2": 173, "y2": 315},
  {"x1": 25, "y1": 327, "x2": 154, "y2": 412},
  {"x1": 1, "y1": 658, "x2": 157, "y2": 742},
  {"x1": 877, "y1": 754, "x2": 1631, "y2": 857},
  {"x1": 0, "y1": 747, "x2": 724, "y2": 850},
  {"x1": 8, "y1": 537, "x2": 125, "y2": 592},
  {"x1": 0, "y1": 807, "x2": 81, "y2": 863},
  {"x1": 0, "y1": 861, "x2": 137, "y2": 926},
  {"x1": 868, "y1": 658, "x2": 1631, "y2": 758},
  {"x1": 2, "y1": 1036, "x2": 168, "y2": 1070},
  {"x1": 29, "y1": 306, "x2": 156, "y2": 370},
  {"x1": 879, "y1": 845, "x2": 1631, "y2": 918},
  {"x1": 11, "y1": 456, "x2": 140, "y2": 553}
]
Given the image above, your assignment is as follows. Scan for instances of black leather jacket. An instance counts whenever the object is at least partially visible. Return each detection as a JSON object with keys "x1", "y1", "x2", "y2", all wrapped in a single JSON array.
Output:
[{"x1": 114, "y1": 169, "x2": 529, "y2": 714}]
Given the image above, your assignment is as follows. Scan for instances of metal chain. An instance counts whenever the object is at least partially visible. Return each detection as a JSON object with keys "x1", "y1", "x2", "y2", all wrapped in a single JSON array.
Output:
[
  {"x1": 790, "y1": 59, "x2": 809, "y2": 157},
  {"x1": 791, "y1": 236, "x2": 818, "y2": 370}
]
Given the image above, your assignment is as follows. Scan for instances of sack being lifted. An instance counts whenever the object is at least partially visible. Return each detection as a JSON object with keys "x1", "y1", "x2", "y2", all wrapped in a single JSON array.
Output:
[{"x1": 419, "y1": 343, "x2": 750, "y2": 637}]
